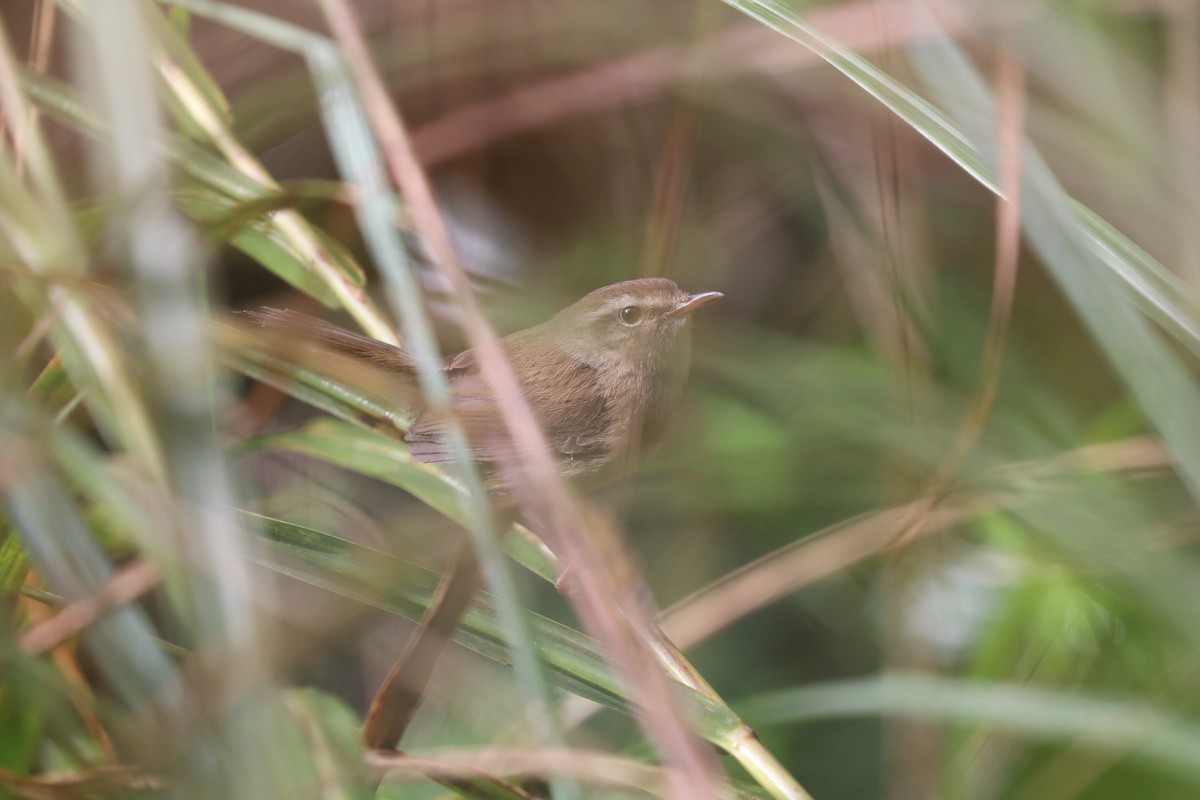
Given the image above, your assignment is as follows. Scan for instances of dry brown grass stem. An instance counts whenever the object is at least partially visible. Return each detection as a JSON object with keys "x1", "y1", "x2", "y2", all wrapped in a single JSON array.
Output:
[
  {"x1": 0, "y1": 764, "x2": 163, "y2": 799},
  {"x1": 949, "y1": 32, "x2": 1027, "y2": 465},
  {"x1": 19, "y1": 558, "x2": 162, "y2": 656},
  {"x1": 662, "y1": 436, "x2": 1174, "y2": 650},
  {"x1": 13, "y1": 0, "x2": 56, "y2": 180},
  {"x1": 362, "y1": 544, "x2": 481, "y2": 751},
  {"x1": 19, "y1": 571, "x2": 118, "y2": 762},
  {"x1": 368, "y1": 746, "x2": 712, "y2": 798},
  {"x1": 877, "y1": 32, "x2": 1027, "y2": 553},
  {"x1": 663, "y1": 498, "x2": 980, "y2": 650}
]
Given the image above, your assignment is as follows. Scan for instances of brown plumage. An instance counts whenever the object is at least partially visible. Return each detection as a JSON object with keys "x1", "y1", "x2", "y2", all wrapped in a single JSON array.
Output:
[{"x1": 243, "y1": 278, "x2": 721, "y2": 487}]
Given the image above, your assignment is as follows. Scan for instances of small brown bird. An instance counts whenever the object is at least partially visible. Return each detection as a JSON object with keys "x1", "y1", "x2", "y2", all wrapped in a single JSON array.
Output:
[{"x1": 245, "y1": 277, "x2": 722, "y2": 487}]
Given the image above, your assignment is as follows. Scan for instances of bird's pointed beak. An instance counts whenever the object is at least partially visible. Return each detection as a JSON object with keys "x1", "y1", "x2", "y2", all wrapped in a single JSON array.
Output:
[{"x1": 666, "y1": 291, "x2": 724, "y2": 318}]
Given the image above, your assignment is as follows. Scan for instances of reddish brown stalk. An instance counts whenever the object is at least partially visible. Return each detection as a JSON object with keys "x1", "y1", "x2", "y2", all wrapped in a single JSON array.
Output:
[
  {"x1": 663, "y1": 498, "x2": 978, "y2": 650},
  {"x1": 953, "y1": 34, "x2": 1026, "y2": 459},
  {"x1": 317, "y1": 2, "x2": 726, "y2": 796},
  {"x1": 639, "y1": 103, "x2": 699, "y2": 279},
  {"x1": 14, "y1": 308, "x2": 60, "y2": 364},
  {"x1": 0, "y1": 764, "x2": 163, "y2": 798},
  {"x1": 13, "y1": 0, "x2": 56, "y2": 179},
  {"x1": 362, "y1": 544, "x2": 481, "y2": 750},
  {"x1": 856, "y1": 13, "x2": 945, "y2": 800},
  {"x1": 19, "y1": 571, "x2": 121, "y2": 762},
  {"x1": 886, "y1": 32, "x2": 1026, "y2": 550},
  {"x1": 367, "y1": 746, "x2": 681, "y2": 795},
  {"x1": 638, "y1": 1, "x2": 721, "y2": 279},
  {"x1": 20, "y1": 558, "x2": 162, "y2": 657},
  {"x1": 661, "y1": 436, "x2": 1171, "y2": 649}
]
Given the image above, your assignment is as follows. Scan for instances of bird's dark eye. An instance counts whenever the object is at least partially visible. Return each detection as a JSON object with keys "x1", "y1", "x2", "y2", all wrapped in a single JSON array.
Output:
[{"x1": 618, "y1": 305, "x2": 643, "y2": 325}]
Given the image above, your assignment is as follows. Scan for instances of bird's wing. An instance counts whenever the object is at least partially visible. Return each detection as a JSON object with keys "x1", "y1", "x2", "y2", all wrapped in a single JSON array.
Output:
[
  {"x1": 405, "y1": 347, "x2": 612, "y2": 471},
  {"x1": 405, "y1": 373, "x2": 497, "y2": 463}
]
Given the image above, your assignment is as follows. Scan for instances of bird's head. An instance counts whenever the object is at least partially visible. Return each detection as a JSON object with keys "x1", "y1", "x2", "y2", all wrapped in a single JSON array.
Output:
[{"x1": 549, "y1": 278, "x2": 723, "y2": 368}]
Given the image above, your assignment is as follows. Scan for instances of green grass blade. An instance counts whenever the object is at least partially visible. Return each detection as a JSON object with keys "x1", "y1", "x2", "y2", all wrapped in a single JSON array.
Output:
[
  {"x1": 244, "y1": 419, "x2": 560, "y2": 582},
  {"x1": 251, "y1": 511, "x2": 741, "y2": 739},
  {"x1": 740, "y1": 672, "x2": 1200, "y2": 783}
]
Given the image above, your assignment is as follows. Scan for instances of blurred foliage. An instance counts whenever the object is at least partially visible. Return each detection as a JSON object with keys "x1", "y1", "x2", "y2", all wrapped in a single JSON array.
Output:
[{"x1": 3, "y1": 0, "x2": 1200, "y2": 799}]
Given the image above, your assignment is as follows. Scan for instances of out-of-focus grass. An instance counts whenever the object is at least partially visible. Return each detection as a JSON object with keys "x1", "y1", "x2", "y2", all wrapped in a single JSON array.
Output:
[{"x1": 3, "y1": 1, "x2": 1200, "y2": 799}]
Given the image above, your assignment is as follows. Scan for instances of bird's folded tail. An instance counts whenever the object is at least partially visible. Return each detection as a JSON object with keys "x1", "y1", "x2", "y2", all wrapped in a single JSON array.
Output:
[
  {"x1": 217, "y1": 307, "x2": 425, "y2": 424},
  {"x1": 238, "y1": 307, "x2": 419, "y2": 374}
]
